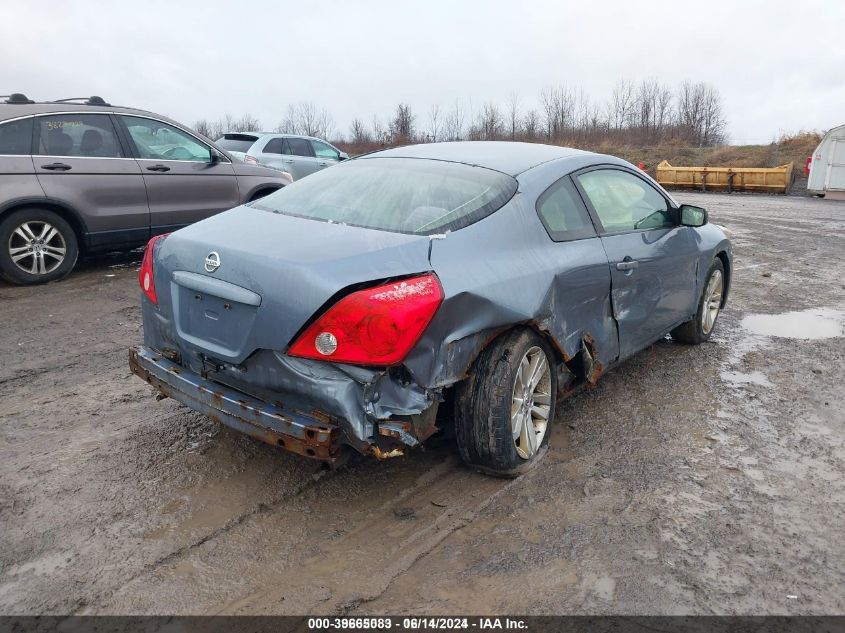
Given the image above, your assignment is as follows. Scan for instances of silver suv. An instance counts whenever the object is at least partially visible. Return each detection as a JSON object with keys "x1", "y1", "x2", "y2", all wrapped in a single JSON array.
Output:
[
  {"x1": 0, "y1": 94, "x2": 292, "y2": 285},
  {"x1": 215, "y1": 132, "x2": 348, "y2": 181}
]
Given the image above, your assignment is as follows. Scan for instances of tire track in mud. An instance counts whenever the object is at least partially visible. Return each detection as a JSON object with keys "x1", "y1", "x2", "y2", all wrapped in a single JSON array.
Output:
[
  {"x1": 214, "y1": 459, "x2": 513, "y2": 615},
  {"x1": 74, "y1": 457, "x2": 336, "y2": 614},
  {"x1": 92, "y1": 453, "x2": 511, "y2": 614}
]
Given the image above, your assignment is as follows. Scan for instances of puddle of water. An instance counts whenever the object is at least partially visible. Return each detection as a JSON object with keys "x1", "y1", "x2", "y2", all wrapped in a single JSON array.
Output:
[{"x1": 741, "y1": 308, "x2": 843, "y2": 340}]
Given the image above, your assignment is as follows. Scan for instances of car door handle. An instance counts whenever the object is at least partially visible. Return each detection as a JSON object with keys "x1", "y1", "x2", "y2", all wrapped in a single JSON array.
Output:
[
  {"x1": 41, "y1": 162, "x2": 71, "y2": 171},
  {"x1": 616, "y1": 260, "x2": 639, "y2": 271},
  {"x1": 146, "y1": 164, "x2": 171, "y2": 172}
]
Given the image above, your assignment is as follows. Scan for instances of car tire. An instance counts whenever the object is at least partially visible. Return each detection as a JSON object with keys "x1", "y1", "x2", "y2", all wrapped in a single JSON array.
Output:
[
  {"x1": 0, "y1": 208, "x2": 79, "y2": 285},
  {"x1": 454, "y1": 328, "x2": 557, "y2": 477},
  {"x1": 671, "y1": 258, "x2": 725, "y2": 345}
]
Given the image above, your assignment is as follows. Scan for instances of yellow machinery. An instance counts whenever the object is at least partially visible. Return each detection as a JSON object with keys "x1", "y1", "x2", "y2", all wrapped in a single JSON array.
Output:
[{"x1": 656, "y1": 160, "x2": 794, "y2": 194}]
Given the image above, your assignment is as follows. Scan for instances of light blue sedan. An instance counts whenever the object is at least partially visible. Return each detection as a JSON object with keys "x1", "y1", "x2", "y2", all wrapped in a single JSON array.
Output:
[{"x1": 130, "y1": 142, "x2": 731, "y2": 476}]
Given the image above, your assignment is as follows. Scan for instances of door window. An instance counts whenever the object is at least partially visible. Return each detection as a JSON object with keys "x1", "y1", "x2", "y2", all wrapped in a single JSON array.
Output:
[
  {"x1": 0, "y1": 118, "x2": 33, "y2": 155},
  {"x1": 536, "y1": 177, "x2": 596, "y2": 241},
  {"x1": 121, "y1": 115, "x2": 212, "y2": 162},
  {"x1": 310, "y1": 139, "x2": 339, "y2": 160},
  {"x1": 36, "y1": 114, "x2": 124, "y2": 158},
  {"x1": 262, "y1": 138, "x2": 285, "y2": 154},
  {"x1": 286, "y1": 137, "x2": 315, "y2": 158},
  {"x1": 577, "y1": 169, "x2": 673, "y2": 232}
]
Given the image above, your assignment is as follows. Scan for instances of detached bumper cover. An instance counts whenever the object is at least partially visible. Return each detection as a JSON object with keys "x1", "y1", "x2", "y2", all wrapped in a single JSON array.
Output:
[{"x1": 129, "y1": 345, "x2": 340, "y2": 461}]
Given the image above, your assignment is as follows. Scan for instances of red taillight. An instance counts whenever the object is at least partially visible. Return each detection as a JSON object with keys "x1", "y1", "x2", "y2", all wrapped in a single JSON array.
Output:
[
  {"x1": 139, "y1": 233, "x2": 170, "y2": 304},
  {"x1": 288, "y1": 273, "x2": 444, "y2": 366},
  {"x1": 244, "y1": 155, "x2": 259, "y2": 164}
]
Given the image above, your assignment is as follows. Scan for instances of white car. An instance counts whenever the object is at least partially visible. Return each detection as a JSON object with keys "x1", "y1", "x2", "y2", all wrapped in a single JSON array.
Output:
[{"x1": 216, "y1": 132, "x2": 348, "y2": 181}]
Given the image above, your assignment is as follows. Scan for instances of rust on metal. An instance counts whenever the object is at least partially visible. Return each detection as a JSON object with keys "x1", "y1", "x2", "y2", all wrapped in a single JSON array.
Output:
[
  {"x1": 581, "y1": 334, "x2": 604, "y2": 385},
  {"x1": 371, "y1": 446, "x2": 404, "y2": 459},
  {"x1": 308, "y1": 408, "x2": 335, "y2": 427},
  {"x1": 128, "y1": 347, "x2": 342, "y2": 463}
]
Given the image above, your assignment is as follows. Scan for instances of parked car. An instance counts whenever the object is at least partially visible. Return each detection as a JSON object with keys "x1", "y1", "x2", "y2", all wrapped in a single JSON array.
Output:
[
  {"x1": 129, "y1": 141, "x2": 732, "y2": 476},
  {"x1": 0, "y1": 94, "x2": 292, "y2": 285},
  {"x1": 215, "y1": 132, "x2": 348, "y2": 181}
]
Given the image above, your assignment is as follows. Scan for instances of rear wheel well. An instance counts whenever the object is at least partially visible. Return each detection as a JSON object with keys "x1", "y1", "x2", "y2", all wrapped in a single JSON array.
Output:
[
  {"x1": 0, "y1": 202, "x2": 87, "y2": 253},
  {"x1": 715, "y1": 250, "x2": 730, "y2": 307},
  {"x1": 249, "y1": 186, "x2": 282, "y2": 202},
  {"x1": 451, "y1": 323, "x2": 579, "y2": 389}
]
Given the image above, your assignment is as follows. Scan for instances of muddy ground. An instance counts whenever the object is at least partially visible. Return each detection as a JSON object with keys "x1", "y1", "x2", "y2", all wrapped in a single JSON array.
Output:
[{"x1": 1, "y1": 192, "x2": 843, "y2": 615}]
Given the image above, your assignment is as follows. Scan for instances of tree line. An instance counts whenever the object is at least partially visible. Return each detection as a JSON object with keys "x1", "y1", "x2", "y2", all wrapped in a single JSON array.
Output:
[{"x1": 192, "y1": 79, "x2": 728, "y2": 152}]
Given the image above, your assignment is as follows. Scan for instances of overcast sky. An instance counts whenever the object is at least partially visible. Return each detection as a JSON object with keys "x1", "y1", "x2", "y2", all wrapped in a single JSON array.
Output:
[{"x1": 2, "y1": 0, "x2": 842, "y2": 144}]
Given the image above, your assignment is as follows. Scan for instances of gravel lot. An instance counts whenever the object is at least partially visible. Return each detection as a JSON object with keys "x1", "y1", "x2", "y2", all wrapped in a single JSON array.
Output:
[{"x1": 1, "y1": 192, "x2": 843, "y2": 615}]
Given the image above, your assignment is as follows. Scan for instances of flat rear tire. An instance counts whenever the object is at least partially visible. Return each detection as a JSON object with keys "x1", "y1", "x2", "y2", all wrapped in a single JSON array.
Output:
[{"x1": 454, "y1": 329, "x2": 557, "y2": 477}]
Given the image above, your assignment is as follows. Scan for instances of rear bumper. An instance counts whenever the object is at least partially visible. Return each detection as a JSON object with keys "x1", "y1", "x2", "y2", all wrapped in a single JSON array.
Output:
[{"x1": 129, "y1": 345, "x2": 341, "y2": 461}]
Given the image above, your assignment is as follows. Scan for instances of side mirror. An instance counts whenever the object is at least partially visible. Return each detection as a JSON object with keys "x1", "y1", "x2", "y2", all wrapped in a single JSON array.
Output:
[
  {"x1": 338, "y1": 151, "x2": 349, "y2": 161},
  {"x1": 679, "y1": 204, "x2": 707, "y2": 227}
]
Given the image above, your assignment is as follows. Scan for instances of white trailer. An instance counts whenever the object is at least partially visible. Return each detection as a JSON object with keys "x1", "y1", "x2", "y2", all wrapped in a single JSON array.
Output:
[{"x1": 808, "y1": 124, "x2": 845, "y2": 199}]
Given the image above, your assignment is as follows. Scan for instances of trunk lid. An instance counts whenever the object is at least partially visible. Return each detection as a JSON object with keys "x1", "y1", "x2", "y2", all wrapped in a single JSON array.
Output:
[{"x1": 156, "y1": 205, "x2": 433, "y2": 364}]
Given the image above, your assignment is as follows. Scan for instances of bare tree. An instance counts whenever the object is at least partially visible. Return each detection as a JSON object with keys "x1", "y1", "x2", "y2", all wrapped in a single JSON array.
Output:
[
  {"x1": 507, "y1": 91, "x2": 520, "y2": 140},
  {"x1": 372, "y1": 115, "x2": 387, "y2": 145},
  {"x1": 350, "y1": 118, "x2": 371, "y2": 144},
  {"x1": 192, "y1": 119, "x2": 213, "y2": 138},
  {"x1": 389, "y1": 103, "x2": 415, "y2": 143},
  {"x1": 277, "y1": 105, "x2": 299, "y2": 134},
  {"x1": 541, "y1": 86, "x2": 576, "y2": 141},
  {"x1": 635, "y1": 79, "x2": 658, "y2": 136},
  {"x1": 655, "y1": 84, "x2": 673, "y2": 142},
  {"x1": 473, "y1": 102, "x2": 504, "y2": 140},
  {"x1": 522, "y1": 109, "x2": 540, "y2": 140},
  {"x1": 224, "y1": 77, "x2": 731, "y2": 155},
  {"x1": 700, "y1": 84, "x2": 727, "y2": 146},
  {"x1": 276, "y1": 102, "x2": 334, "y2": 139},
  {"x1": 443, "y1": 100, "x2": 465, "y2": 141},
  {"x1": 676, "y1": 81, "x2": 726, "y2": 146},
  {"x1": 607, "y1": 79, "x2": 635, "y2": 131},
  {"x1": 427, "y1": 104, "x2": 441, "y2": 142}
]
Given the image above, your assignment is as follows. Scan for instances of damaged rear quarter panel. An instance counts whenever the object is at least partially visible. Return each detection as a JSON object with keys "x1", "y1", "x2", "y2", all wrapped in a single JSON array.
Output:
[{"x1": 405, "y1": 156, "x2": 620, "y2": 390}]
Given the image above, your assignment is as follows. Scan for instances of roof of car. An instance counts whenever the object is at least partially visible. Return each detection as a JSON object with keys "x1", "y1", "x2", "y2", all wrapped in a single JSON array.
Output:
[
  {"x1": 363, "y1": 141, "x2": 592, "y2": 176},
  {"x1": 0, "y1": 101, "x2": 159, "y2": 119},
  {"x1": 219, "y1": 132, "x2": 328, "y2": 143}
]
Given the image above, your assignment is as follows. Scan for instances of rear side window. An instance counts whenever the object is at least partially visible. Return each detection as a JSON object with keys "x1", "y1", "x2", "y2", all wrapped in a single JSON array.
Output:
[
  {"x1": 286, "y1": 137, "x2": 315, "y2": 157},
  {"x1": 536, "y1": 177, "x2": 596, "y2": 241},
  {"x1": 36, "y1": 114, "x2": 124, "y2": 158},
  {"x1": 262, "y1": 138, "x2": 285, "y2": 154},
  {"x1": 311, "y1": 139, "x2": 339, "y2": 159},
  {"x1": 216, "y1": 134, "x2": 258, "y2": 153},
  {"x1": 0, "y1": 118, "x2": 33, "y2": 155},
  {"x1": 252, "y1": 157, "x2": 517, "y2": 235}
]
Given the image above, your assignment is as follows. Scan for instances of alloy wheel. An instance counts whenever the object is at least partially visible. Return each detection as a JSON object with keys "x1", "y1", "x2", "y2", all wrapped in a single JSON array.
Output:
[
  {"x1": 8, "y1": 221, "x2": 67, "y2": 276},
  {"x1": 510, "y1": 345, "x2": 552, "y2": 460},
  {"x1": 701, "y1": 269, "x2": 723, "y2": 334}
]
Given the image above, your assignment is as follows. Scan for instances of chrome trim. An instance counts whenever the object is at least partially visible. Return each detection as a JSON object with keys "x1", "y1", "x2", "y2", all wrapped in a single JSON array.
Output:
[{"x1": 34, "y1": 154, "x2": 134, "y2": 161}]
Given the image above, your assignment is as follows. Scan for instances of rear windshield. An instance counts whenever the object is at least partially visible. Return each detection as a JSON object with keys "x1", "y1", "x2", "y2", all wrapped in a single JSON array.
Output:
[
  {"x1": 215, "y1": 134, "x2": 259, "y2": 152},
  {"x1": 251, "y1": 157, "x2": 517, "y2": 235}
]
